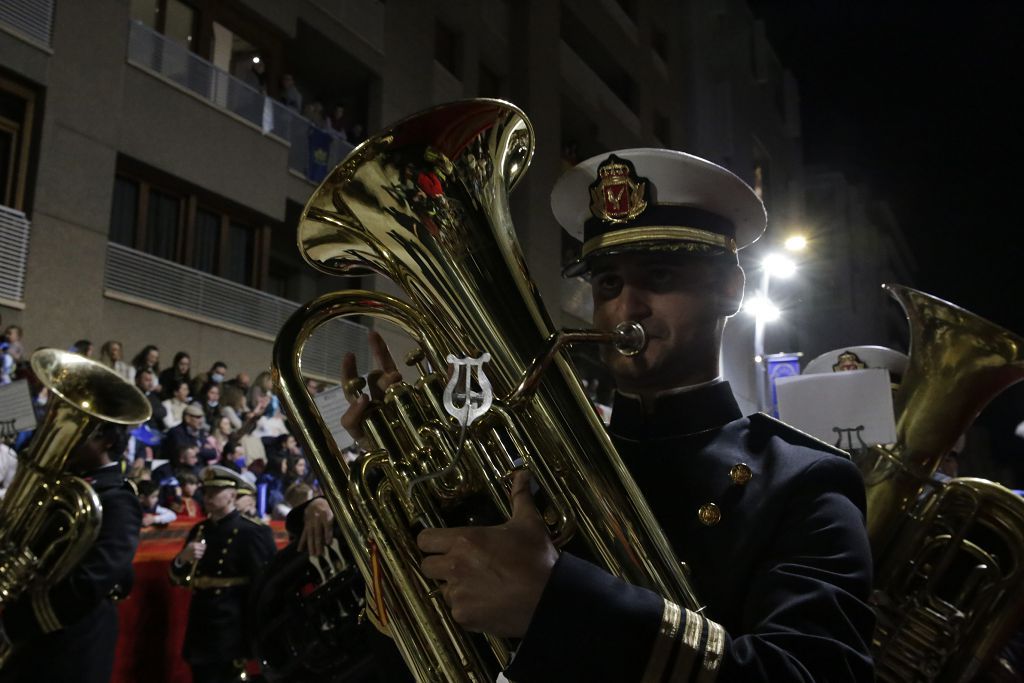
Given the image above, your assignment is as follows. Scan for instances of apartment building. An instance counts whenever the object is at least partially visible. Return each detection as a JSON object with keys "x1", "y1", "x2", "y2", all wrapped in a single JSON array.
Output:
[{"x1": 0, "y1": 0, "x2": 807, "y2": 396}]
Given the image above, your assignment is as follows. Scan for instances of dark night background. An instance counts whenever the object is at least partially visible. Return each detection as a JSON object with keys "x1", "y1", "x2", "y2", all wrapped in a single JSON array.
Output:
[
  {"x1": 749, "y1": 0, "x2": 1024, "y2": 333},
  {"x1": 749, "y1": 1, "x2": 1024, "y2": 485}
]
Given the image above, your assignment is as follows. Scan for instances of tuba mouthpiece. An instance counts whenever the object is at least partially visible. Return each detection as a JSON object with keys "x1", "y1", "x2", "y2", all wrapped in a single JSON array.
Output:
[{"x1": 613, "y1": 322, "x2": 646, "y2": 357}]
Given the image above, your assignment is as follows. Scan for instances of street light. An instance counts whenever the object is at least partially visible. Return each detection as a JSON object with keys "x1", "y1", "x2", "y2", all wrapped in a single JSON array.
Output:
[
  {"x1": 750, "y1": 252, "x2": 798, "y2": 411},
  {"x1": 784, "y1": 234, "x2": 808, "y2": 252}
]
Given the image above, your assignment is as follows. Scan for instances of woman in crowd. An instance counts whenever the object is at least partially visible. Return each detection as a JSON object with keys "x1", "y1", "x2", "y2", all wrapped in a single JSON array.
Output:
[
  {"x1": 159, "y1": 351, "x2": 191, "y2": 399},
  {"x1": 162, "y1": 379, "x2": 191, "y2": 430},
  {"x1": 206, "y1": 415, "x2": 235, "y2": 462},
  {"x1": 219, "y1": 383, "x2": 249, "y2": 430},
  {"x1": 131, "y1": 344, "x2": 160, "y2": 379},
  {"x1": 99, "y1": 340, "x2": 135, "y2": 383},
  {"x1": 197, "y1": 381, "x2": 221, "y2": 429}
]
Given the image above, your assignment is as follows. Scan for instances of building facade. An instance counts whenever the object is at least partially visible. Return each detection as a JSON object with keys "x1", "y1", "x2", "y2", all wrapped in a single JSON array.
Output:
[{"x1": 0, "y1": 0, "x2": 897, "y2": 410}]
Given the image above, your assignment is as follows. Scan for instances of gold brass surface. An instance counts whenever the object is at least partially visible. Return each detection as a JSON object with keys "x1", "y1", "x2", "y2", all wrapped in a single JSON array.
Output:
[
  {"x1": 273, "y1": 99, "x2": 702, "y2": 681},
  {"x1": 861, "y1": 285, "x2": 1024, "y2": 682},
  {"x1": 0, "y1": 349, "x2": 152, "y2": 666}
]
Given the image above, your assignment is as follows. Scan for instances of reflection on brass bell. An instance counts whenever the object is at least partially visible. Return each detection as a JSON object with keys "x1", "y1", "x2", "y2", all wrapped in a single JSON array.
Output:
[
  {"x1": 729, "y1": 463, "x2": 753, "y2": 486},
  {"x1": 697, "y1": 503, "x2": 721, "y2": 526}
]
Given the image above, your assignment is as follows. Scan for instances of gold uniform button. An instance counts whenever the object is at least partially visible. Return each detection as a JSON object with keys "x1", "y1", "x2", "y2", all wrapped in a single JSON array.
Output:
[
  {"x1": 697, "y1": 503, "x2": 721, "y2": 526},
  {"x1": 729, "y1": 463, "x2": 753, "y2": 486}
]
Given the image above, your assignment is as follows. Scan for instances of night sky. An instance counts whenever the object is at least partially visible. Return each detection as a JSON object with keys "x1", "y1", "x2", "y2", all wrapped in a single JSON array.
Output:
[{"x1": 748, "y1": 1, "x2": 1024, "y2": 333}]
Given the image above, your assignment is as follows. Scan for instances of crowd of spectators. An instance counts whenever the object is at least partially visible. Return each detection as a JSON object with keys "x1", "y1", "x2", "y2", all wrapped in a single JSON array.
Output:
[{"x1": 0, "y1": 327, "x2": 327, "y2": 526}]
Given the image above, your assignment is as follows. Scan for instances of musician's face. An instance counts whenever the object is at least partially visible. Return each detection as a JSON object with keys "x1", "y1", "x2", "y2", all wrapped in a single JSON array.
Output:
[
  {"x1": 203, "y1": 486, "x2": 236, "y2": 517},
  {"x1": 590, "y1": 251, "x2": 741, "y2": 395}
]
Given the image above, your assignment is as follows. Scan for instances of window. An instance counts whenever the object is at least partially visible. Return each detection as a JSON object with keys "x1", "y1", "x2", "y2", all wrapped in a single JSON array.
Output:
[
  {"x1": 0, "y1": 75, "x2": 38, "y2": 212},
  {"x1": 224, "y1": 222, "x2": 254, "y2": 285},
  {"x1": 192, "y1": 208, "x2": 220, "y2": 274},
  {"x1": 130, "y1": 0, "x2": 197, "y2": 49},
  {"x1": 110, "y1": 177, "x2": 139, "y2": 246},
  {"x1": 435, "y1": 21, "x2": 462, "y2": 78},
  {"x1": 108, "y1": 161, "x2": 271, "y2": 288},
  {"x1": 145, "y1": 188, "x2": 182, "y2": 260}
]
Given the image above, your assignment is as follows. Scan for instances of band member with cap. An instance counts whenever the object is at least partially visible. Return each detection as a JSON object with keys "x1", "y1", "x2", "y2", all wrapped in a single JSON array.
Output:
[
  {"x1": 0, "y1": 423, "x2": 141, "y2": 683},
  {"x1": 170, "y1": 464, "x2": 276, "y2": 683},
  {"x1": 343, "y1": 149, "x2": 874, "y2": 681}
]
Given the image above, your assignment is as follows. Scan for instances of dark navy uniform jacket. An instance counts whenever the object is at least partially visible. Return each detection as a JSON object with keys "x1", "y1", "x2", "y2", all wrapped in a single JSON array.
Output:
[
  {"x1": 169, "y1": 508, "x2": 277, "y2": 665},
  {"x1": 0, "y1": 463, "x2": 142, "y2": 683},
  {"x1": 506, "y1": 381, "x2": 875, "y2": 682}
]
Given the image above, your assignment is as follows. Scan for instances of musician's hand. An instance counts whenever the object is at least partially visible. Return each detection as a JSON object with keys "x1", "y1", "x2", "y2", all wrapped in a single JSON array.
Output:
[
  {"x1": 417, "y1": 471, "x2": 558, "y2": 638},
  {"x1": 297, "y1": 497, "x2": 335, "y2": 557},
  {"x1": 340, "y1": 331, "x2": 403, "y2": 445},
  {"x1": 179, "y1": 540, "x2": 206, "y2": 565}
]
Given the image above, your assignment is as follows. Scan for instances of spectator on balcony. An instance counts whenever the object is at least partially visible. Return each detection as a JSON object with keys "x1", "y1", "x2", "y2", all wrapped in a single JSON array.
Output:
[
  {"x1": 70, "y1": 339, "x2": 93, "y2": 358},
  {"x1": 248, "y1": 371, "x2": 274, "y2": 412},
  {"x1": 159, "y1": 352, "x2": 191, "y2": 400},
  {"x1": 99, "y1": 341, "x2": 135, "y2": 384},
  {"x1": 303, "y1": 100, "x2": 325, "y2": 128},
  {"x1": 280, "y1": 73, "x2": 302, "y2": 112},
  {"x1": 162, "y1": 379, "x2": 192, "y2": 430},
  {"x1": 243, "y1": 57, "x2": 267, "y2": 93},
  {"x1": 131, "y1": 345, "x2": 160, "y2": 381},
  {"x1": 135, "y1": 369, "x2": 168, "y2": 434},
  {"x1": 225, "y1": 371, "x2": 251, "y2": 395},
  {"x1": 153, "y1": 443, "x2": 203, "y2": 486},
  {"x1": 326, "y1": 104, "x2": 348, "y2": 141},
  {"x1": 191, "y1": 361, "x2": 227, "y2": 397}
]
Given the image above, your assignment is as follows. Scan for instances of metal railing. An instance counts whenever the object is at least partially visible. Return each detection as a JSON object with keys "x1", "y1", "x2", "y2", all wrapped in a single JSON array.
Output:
[
  {"x1": 126, "y1": 20, "x2": 355, "y2": 182},
  {"x1": 0, "y1": 205, "x2": 31, "y2": 304},
  {"x1": 103, "y1": 242, "x2": 369, "y2": 379}
]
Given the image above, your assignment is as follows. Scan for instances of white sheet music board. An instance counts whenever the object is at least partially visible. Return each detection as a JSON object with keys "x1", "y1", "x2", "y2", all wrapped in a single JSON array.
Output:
[
  {"x1": 0, "y1": 380, "x2": 37, "y2": 436},
  {"x1": 313, "y1": 384, "x2": 355, "y2": 452},
  {"x1": 775, "y1": 369, "x2": 897, "y2": 448}
]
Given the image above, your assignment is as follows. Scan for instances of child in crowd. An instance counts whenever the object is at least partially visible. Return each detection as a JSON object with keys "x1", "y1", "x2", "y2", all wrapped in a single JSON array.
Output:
[{"x1": 138, "y1": 479, "x2": 177, "y2": 527}]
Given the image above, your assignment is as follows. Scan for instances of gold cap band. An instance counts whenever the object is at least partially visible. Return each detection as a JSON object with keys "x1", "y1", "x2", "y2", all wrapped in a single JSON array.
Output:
[{"x1": 581, "y1": 225, "x2": 737, "y2": 259}]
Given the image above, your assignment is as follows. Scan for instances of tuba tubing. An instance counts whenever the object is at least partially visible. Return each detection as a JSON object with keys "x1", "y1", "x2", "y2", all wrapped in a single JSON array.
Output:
[{"x1": 273, "y1": 99, "x2": 702, "y2": 681}]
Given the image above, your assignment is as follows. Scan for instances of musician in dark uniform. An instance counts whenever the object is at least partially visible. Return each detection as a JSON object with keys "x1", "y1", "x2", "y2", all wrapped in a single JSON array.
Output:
[
  {"x1": 170, "y1": 464, "x2": 276, "y2": 683},
  {"x1": 406, "y1": 149, "x2": 876, "y2": 681},
  {"x1": 0, "y1": 423, "x2": 141, "y2": 683}
]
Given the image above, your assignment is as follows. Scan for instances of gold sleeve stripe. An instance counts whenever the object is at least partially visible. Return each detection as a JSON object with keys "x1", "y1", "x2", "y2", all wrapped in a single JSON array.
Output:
[
  {"x1": 31, "y1": 589, "x2": 61, "y2": 634},
  {"x1": 696, "y1": 618, "x2": 726, "y2": 683},
  {"x1": 641, "y1": 600, "x2": 683, "y2": 682},
  {"x1": 667, "y1": 609, "x2": 706, "y2": 681}
]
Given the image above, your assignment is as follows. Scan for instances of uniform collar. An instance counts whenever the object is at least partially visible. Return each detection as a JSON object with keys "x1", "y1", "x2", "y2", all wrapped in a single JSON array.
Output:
[{"x1": 609, "y1": 380, "x2": 741, "y2": 440}]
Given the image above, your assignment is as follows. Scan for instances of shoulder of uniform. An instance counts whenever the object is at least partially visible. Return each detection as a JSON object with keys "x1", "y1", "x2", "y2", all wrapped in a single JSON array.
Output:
[
  {"x1": 748, "y1": 412, "x2": 850, "y2": 460},
  {"x1": 240, "y1": 514, "x2": 268, "y2": 527}
]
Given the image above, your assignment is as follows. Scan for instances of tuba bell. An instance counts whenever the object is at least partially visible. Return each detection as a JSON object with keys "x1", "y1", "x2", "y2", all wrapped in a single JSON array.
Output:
[
  {"x1": 272, "y1": 99, "x2": 701, "y2": 681},
  {"x1": 0, "y1": 349, "x2": 151, "y2": 663},
  {"x1": 861, "y1": 285, "x2": 1024, "y2": 682}
]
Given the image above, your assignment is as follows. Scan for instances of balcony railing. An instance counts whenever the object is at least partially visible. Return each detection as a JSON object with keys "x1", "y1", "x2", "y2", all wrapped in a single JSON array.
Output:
[
  {"x1": 0, "y1": 205, "x2": 31, "y2": 306},
  {"x1": 103, "y1": 242, "x2": 369, "y2": 379},
  {"x1": 126, "y1": 20, "x2": 355, "y2": 182}
]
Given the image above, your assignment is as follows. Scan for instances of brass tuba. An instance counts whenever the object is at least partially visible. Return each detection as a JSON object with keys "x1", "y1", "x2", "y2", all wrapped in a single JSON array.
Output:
[
  {"x1": 0, "y1": 349, "x2": 151, "y2": 662},
  {"x1": 861, "y1": 285, "x2": 1024, "y2": 682},
  {"x1": 272, "y1": 99, "x2": 701, "y2": 681}
]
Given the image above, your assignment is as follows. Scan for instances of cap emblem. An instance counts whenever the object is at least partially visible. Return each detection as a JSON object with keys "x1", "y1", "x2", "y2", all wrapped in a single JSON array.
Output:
[
  {"x1": 832, "y1": 351, "x2": 867, "y2": 372},
  {"x1": 589, "y1": 154, "x2": 648, "y2": 224}
]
